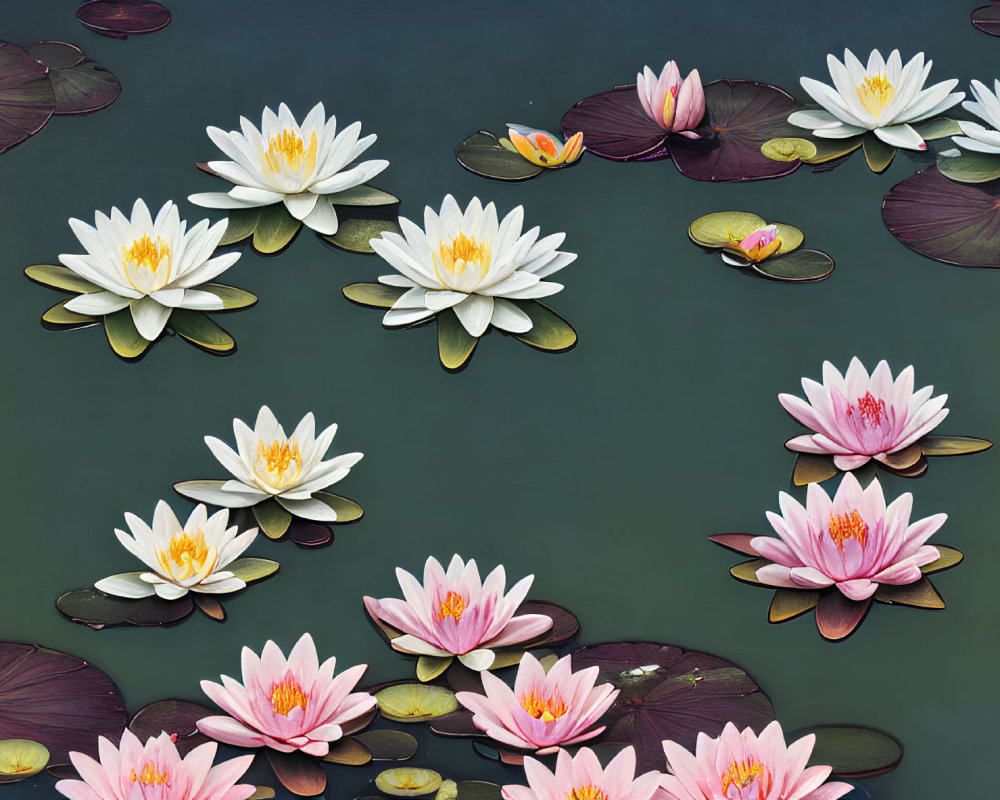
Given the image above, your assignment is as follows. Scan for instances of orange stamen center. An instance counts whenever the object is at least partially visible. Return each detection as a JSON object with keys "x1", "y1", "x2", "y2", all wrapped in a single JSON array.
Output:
[
  {"x1": 437, "y1": 590, "x2": 466, "y2": 623},
  {"x1": 271, "y1": 676, "x2": 308, "y2": 716},
  {"x1": 520, "y1": 689, "x2": 568, "y2": 722},
  {"x1": 720, "y1": 759, "x2": 771, "y2": 799},
  {"x1": 131, "y1": 762, "x2": 170, "y2": 787},
  {"x1": 567, "y1": 786, "x2": 607, "y2": 800},
  {"x1": 829, "y1": 509, "x2": 869, "y2": 549}
]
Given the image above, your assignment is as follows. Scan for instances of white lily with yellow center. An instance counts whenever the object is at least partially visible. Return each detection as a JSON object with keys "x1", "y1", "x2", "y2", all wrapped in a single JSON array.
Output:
[
  {"x1": 58, "y1": 199, "x2": 240, "y2": 341},
  {"x1": 177, "y1": 405, "x2": 363, "y2": 522},
  {"x1": 370, "y1": 195, "x2": 576, "y2": 337},
  {"x1": 95, "y1": 501, "x2": 257, "y2": 601},
  {"x1": 188, "y1": 102, "x2": 389, "y2": 235},
  {"x1": 951, "y1": 78, "x2": 1000, "y2": 153},
  {"x1": 788, "y1": 48, "x2": 963, "y2": 150}
]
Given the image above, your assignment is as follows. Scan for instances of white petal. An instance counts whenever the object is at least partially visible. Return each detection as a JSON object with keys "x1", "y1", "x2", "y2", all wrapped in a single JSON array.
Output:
[
  {"x1": 95, "y1": 573, "x2": 156, "y2": 598},
  {"x1": 275, "y1": 495, "x2": 339, "y2": 521},
  {"x1": 873, "y1": 123, "x2": 926, "y2": 150},
  {"x1": 301, "y1": 196, "x2": 339, "y2": 234},
  {"x1": 129, "y1": 296, "x2": 172, "y2": 341},
  {"x1": 63, "y1": 291, "x2": 130, "y2": 315},
  {"x1": 187, "y1": 192, "x2": 266, "y2": 210},
  {"x1": 283, "y1": 192, "x2": 319, "y2": 221},
  {"x1": 489, "y1": 298, "x2": 532, "y2": 333},
  {"x1": 452, "y1": 294, "x2": 494, "y2": 337}
]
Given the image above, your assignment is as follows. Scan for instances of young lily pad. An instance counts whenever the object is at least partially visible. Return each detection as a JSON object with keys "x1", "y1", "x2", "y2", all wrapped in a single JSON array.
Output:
[
  {"x1": 438, "y1": 309, "x2": 478, "y2": 372},
  {"x1": 376, "y1": 767, "x2": 443, "y2": 796},
  {"x1": 0, "y1": 41, "x2": 56, "y2": 155},
  {"x1": 104, "y1": 308, "x2": 150, "y2": 360},
  {"x1": 353, "y1": 730, "x2": 419, "y2": 761},
  {"x1": 568, "y1": 641, "x2": 775, "y2": 771},
  {"x1": 791, "y1": 724, "x2": 903, "y2": 778},
  {"x1": 750, "y1": 249, "x2": 835, "y2": 281},
  {"x1": 456, "y1": 130, "x2": 545, "y2": 180},
  {"x1": 27, "y1": 42, "x2": 120, "y2": 116},
  {"x1": 881, "y1": 165, "x2": 1000, "y2": 267},
  {"x1": 253, "y1": 498, "x2": 293, "y2": 539},
  {"x1": 689, "y1": 212, "x2": 803, "y2": 255},
  {"x1": 322, "y1": 213, "x2": 402, "y2": 254},
  {"x1": 253, "y1": 204, "x2": 302, "y2": 254},
  {"x1": 815, "y1": 590, "x2": 871, "y2": 641},
  {"x1": 312, "y1": 491, "x2": 364, "y2": 523},
  {"x1": 128, "y1": 700, "x2": 212, "y2": 756},
  {"x1": 0, "y1": 740, "x2": 49, "y2": 781},
  {"x1": 760, "y1": 137, "x2": 817, "y2": 162},
  {"x1": 376, "y1": 684, "x2": 459, "y2": 722},
  {"x1": 973, "y1": 2, "x2": 1000, "y2": 35},
  {"x1": 169, "y1": 309, "x2": 236, "y2": 354},
  {"x1": 510, "y1": 301, "x2": 577, "y2": 352},
  {"x1": 560, "y1": 85, "x2": 670, "y2": 161},
  {"x1": 227, "y1": 557, "x2": 280, "y2": 582},
  {"x1": 42, "y1": 300, "x2": 98, "y2": 330},
  {"x1": 0, "y1": 642, "x2": 127, "y2": 764},
  {"x1": 220, "y1": 207, "x2": 263, "y2": 246},
  {"x1": 25, "y1": 263, "x2": 100, "y2": 294},
  {"x1": 199, "y1": 283, "x2": 258, "y2": 310},
  {"x1": 936, "y1": 151, "x2": 1000, "y2": 183},
  {"x1": 77, "y1": 1, "x2": 172, "y2": 39},
  {"x1": 343, "y1": 282, "x2": 407, "y2": 309},
  {"x1": 57, "y1": 588, "x2": 195, "y2": 628},
  {"x1": 266, "y1": 749, "x2": 326, "y2": 796},
  {"x1": 861, "y1": 133, "x2": 895, "y2": 173}
]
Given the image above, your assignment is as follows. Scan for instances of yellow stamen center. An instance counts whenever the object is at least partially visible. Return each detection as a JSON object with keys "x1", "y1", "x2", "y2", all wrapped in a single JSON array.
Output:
[
  {"x1": 829, "y1": 509, "x2": 869, "y2": 549},
  {"x1": 720, "y1": 759, "x2": 770, "y2": 799},
  {"x1": 157, "y1": 528, "x2": 216, "y2": 582},
  {"x1": 437, "y1": 590, "x2": 466, "y2": 623},
  {"x1": 255, "y1": 439, "x2": 302, "y2": 490},
  {"x1": 263, "y1": 128, "x2": 318, "y2": 175},
  {"x1": 122, "y1": 233, "x2": 171, "y2": 293},
  {"x1": 435, "y1": 232, "x2": 491, "y2": 286},
  {"x1": 568, "y1": 786, "x2": 607, "y2": 800},
  {"x1": 271, "y1": 676, "x2": 308, "y2": 716},
  {"x1": 857, "y1": 74, "x2": 895, "y2": 119},
  {"x1": 131, "y1": 762, "x2": 170, "y2": 787},
  {"x1": 520, "y1": 689, "x2": 568, "y2": 722}
]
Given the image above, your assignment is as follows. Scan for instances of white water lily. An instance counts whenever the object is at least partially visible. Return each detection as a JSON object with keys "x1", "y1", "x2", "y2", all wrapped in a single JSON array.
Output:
[
  {"x1": 188, "y1": 102, "x2": 389, "y2": 235},
  {"x1": 177, "y1": 405, "x2": 363, "y2": 522},
  {"x1": 369, "y1": 195, "x2": 576, "y2": 337},
  {"x1": 95, "y1": 501, "x2": 257, "y2": 600},
  {"x1": 788, "y1": 48, "x2": 963, "y2": 150},
  {"x1": 58, "y1": 199, "x2": 240, "y2": 341},
  {"x1": 951, "y1": 79, "x2": 1000, "y2": 153}
]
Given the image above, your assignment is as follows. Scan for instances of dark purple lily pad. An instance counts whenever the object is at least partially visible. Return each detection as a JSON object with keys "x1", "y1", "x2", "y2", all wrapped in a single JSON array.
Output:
[
  {"x1": 669, "y1": 79, "x2": 801, "y2": 182},
  {"x1": 77, "y1": 1, "x2": 172, "y2": 39},
  {"x1": 27, "y1": 42, "x2": 120, "y2": 116},
  {"x1": 881, "y1": 165, "x2": 1000, "y2": 267},
  {"x1": 25, "y1": 41, "x2": 85, "y2": 70},
  {"x1": 973, "y1": 3, "x2": 1000, "y2": 35},
  {"x1": 56, "y1": 588, "x2": 195, "y2": 628},
  {"x1": 561, "y1": 85, "x2": 669, "y2": 161},
  {"x1": 128, "y1": 700, "x2": 212, "y2": 755},
  {"x1": 569, "y1": 641, "x2": 775, "y2": 772},
  {"x1": 516, "y1": 600, "x2": 580, "y2": 647},
  {"x1": 266, "y1": 749, "x2": 326, "y2": 796},
  {"x1": 289, "y1": 520, "x2": 334, "y2": 548},
  {"x1": 0, "y1": 641, "x2": 127, "y2": 764},
  {"x1": 0, "y1": 41, "x2": 56, "y2": 155}
]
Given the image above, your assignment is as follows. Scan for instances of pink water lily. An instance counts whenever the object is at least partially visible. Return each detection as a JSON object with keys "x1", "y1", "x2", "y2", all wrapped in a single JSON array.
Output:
[
  {"x1": 636, "y1": 61, "x2": 705, "y2": 138},
  {"x1": 456, "y1": 653, "x2": 618, "y2": 753},
  {"x1": 660, "y1": 721, "x2": 852, "y2": 800},
  {"x1": 779, "y1": 358, "x2": 948, "y2": 470},
  {"x1": 364, "y1": 554, "x2": 553, "y2": 671},
  {"x1": 197, "y1": 633, "x2": 376, "y2": 757},
  {"x1": 752, "y1": 473, "x2": 945, "y2": 602},
  {"x1": 733, "y1": 225, "x2": 780, "y2": 262},
  {"x1": 55, "y1": 729, "x2": 255, "y2": 800},
  {"x1": 503, "y1": 746, "x2": 662, "y2": 800}
]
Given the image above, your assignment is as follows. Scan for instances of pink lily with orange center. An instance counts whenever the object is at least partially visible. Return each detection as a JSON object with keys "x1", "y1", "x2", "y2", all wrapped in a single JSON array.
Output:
[
  {"x1": 55, "y1": 729, "x2": 255, "y2": 800},
  {"x1": 636, "y1": 61, "x2": 705, "y2": 138},
  {"x1": 197, "y1": 633, "x2": 376, "y2": 757},
  {"x1": 364, "y1": 554, "x2": 554, "y2": 671},
  {"x1": 506, "y1": 124, "x2": 585, "y2": 167},
  {"x1": 752, "y1": 473, "x2": 946, "y2": 602},
  {"x1": 659, "y1": 721, "x2": 853, "y2": 800},
  {"x1": 503, "y1": 747, "x2": 662, "y2": 800},
  {"x1": 728, "y1": 225, "x2": 781, "y2": 264},
  {"x1": 780, "y1": 358, "x2": 948, "y2": 471},
  {"x1": 455, "y1": 652, "x2": 618, "y2": 753}
]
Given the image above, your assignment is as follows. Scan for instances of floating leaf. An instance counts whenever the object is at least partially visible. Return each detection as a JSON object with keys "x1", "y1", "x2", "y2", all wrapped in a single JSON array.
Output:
[
  {"x1": 436, "y1": 780, "x2": 459, "y2": 800},
  {"x1": 920, "y1": 435, "x2": 993, "y2": 456},
  {"x1": 0, "y1": 739, "x2": 48, "y2": 781},
  {"x1": 973, "y1": 2, "x2": 1000, "y2": 36},
  {"x1": 42, "y1": 300, "x2": 98, "y2": 330},
  {"x1": 25, "y1": 264, "x2": 100, "y2": 294},
  {"x1": 912, "y1": 118, "x2": 963, "y2": 140},
  {"x1": 882, "y1": 442, "x2": 922, "y2": 470},
  {"x1": 266, "y1": 749, "x2": 326, "y2": 796},
  {"x1": 707, "y1": 534, "x2": 760, "y2": 556},
  {"x1": 128, "y1": 700, "x2": 212, "y2": 756},
  {"x1": 437, "y1": 309, "x2": 478, "y2": 371},
  {"x1": 881, "y1": 165, "x2": 1000, "y2": 267},
  {"x1": 253, "y1": 499, "x2": 293, "y2": 539},
  {"x1": 749, "y1": 248, "x2": 832, "y2": 282},
  {"x1": 343, "y1": 282, "x2": 406, "y2": 309},
  {"x1": 199, "y1": 283, "x2": 258, "y2": 310},
  {"x1": 516, "y1": 600, "x2": 580, "y2": 647},
  {"x1": 323, "y1": 215, "x2": 402, "y2": 254},
  {"x1": 193, "y1": 595, "x2": 226, "y2": 621},
  {"x1": 936, "y1": 151, "x2": 1000, "y2": 183},
  {"x1": 25, "y1": 42, "x2": 85, "y2": 69},
  {"x1": 312, "y1": 492, "x2": 364, "y2": 523},
  {"x1": 760, "y1": 137, "x2": 817, "y2": 162},
  {"x1": 456, "y1": 130, "x2": 545, "y2": 180},
  {"x1": 427, "y1": 710, "x2": 480, "y2": 738},
  {"x1": 922, "y1": 545, "x2": 964, "y2": 574},
  {"x1": 729, "y1": 559, "x2": 770, "y2": 587},
  {"x1": 170, "y1": 310, "x2": 236, "y2": 353},
  {"x1": 322, "y1": 737, "x2": 371, "y2": 765},
  {"x1": 77, "y1": 1, "x2": 172, "y2": 39},
  {"x1": 882, "y1": 455, "x2": 927, "y2": 478},
  {"x1": 791, "y1": 453, "x2": 838, "y2": 485},
  {"x1": 455, "y1": 782, "x2": 502, "y2": 800},
  {"x1": 288, "y1": 521, "x2": 333, "y2": 548},
  {"x1": 37, "y1": 49, "x2": 120, "y2": 116},
  {"x1": 815, "y1": 591, "x2": 870, "y2": 641},
  {"x1": 793, "y1": 724, "x2": 903, "y2": 778},
  {"x1": 250, "y1": 789, "x2": 276, "y2": 800},
  {"x1": 768, "y1": 589, "x2": 820, "y2": 622},
  {"x1": 689, "y1": 212, "x2": 767, "y2": 248},
  {"x1": 104, "y1": 308, "x2": 150, "y2": 359},
  {"x1": 560, "y1": 86, "x2": 669, "y2": 161},
  {"x1": 416, "y1": 656, "x2": 454, "y2": 683},
  {"x1": 376, "y1": 767, "x2": 443, "y2": 796},
  {"x1": 354, "y1": 730, "x2": 419, "y2": 761},
  {"x1": 227, "y1": 557, "x2": 280, "y2": 582},
  {"x1": 862, "y1": 133, "x2": 895, "y2": 173},
  {"x1": 376, "y1": 684, "x2": 458, "y2": 722},
  {"x1": 56, "y1": 589, "x2": 194, "y2": 629},
  {"x1": 220, "y1": 208, "x2": 262, "y2": 245},
  {"x1": 511, "y1": 301, "x2": 577, "y2": 352},
  {"x1": 0, "y1": 42, "x2": 55, "y2": 155},
  {"x1": 874, "y1": 578, "x2": 945, "y2": 609},
  {"x1": 254, "y1": 204, "x2": 301, "y2": 254}
]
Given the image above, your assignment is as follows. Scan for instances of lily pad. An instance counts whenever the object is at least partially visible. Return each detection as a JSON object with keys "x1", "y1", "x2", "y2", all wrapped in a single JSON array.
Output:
[
  {"x1": 0, "y1": 740, "x2": 48, "y2": 781},
  {"x1": 707, "y1": 533, "x2": 760, "y2": 556},
  {"x1": 669, "y1": 80, "x2": 802, "y2": 182},
  {"x1": 253, "y1": 498, "x2": 293, "y2": 539},
  {"x1": 56, "y1": 588, "x2": 195, "y2": 629},
  {"x1": 456, "y1": 130, "x2": 545, "y2": 180},
  {"x1": 768, "y1": 589, "x2": 820, "y2": 622},
  {"x1": 760, "y1": 137, "x2": 817, "y2": 162},
  {"x1": 77, "y1": 1, "x2": 172, "y2": 39},
  {"x1": 220, "y1": 207, "x2": 262, "y2": 246},
  {"x1": 510, "y1": 300, "x2": 577, "y2": 352},
  {"x1": 24, "y1": 42, "x2": 85, "y2": 69},
  {"x1": 0, "y1": 41, "x2": 56, "y2": 155},
  {"x1": 912, "y1": 118, "x2": 963, "y2": 140},
  {"x1": 0, "y1": 642, "x2": 127, "y2": 764},
  {"x1": 920, "y1": 435, "x2": 993, "y2": 456},
  {"x1": 923, "y1": 545, "x2": 965, "y2": 574},
  {"x1": 312, "y1": 491, "x2": 364, "y2": 523},
  {"x1": 791, "y1": 453, "x2": 839, "y2": 485},
  {"x1": 25, "y1": 263, "x2": 100, "y2": 294},
  {"x1": 873, "y1": 578, "x2": 945, "y2": 609},
  {"x1": 560, "y1": 85, "x2": 669, "y2": 161},
  {"x1": 27, "y1": 42, "x2": 120, "y2": 116},
  {"x1": 104, "y1": 307, "x2": 150, "y2": 360},
  {"x1": 568, "y1": 641, "x2": 775, "y2": 772},
  {"x1": 169, "y1": 310, "x2": 236, "y2": 354},
  {"x1": 729, "y1": 558, "x2": 770, "y2": 586},
  {"x1": 42, "y1": 300, "x2": 98, "y2": 330},
  {"x1": 288, "y1": 521, "x2": 334, "y2": 548},
  {"x1": 128, "y1": 700, "x2": 212, "y2": 756},
  {"x1": 353, "y1": 730, "x2": 419, "y2": 761},
  {"x1": 881, "y1": 165, "x2": 1000, "y2": 267},
  {"x1": 227, "y1": 557, "x2": 280, "y2": 582},
  {"x1": 815, "y1": 591, "x2": 871, "y2": 641},
  {"x1": 376, "y1": 684, "x2": 458, "y2": 722},
  {"x1": 791, "y1": 724, "x2": 903, "y2": 778},
  {"x1": 253, "y1": 204, "x2": 302, "y2": 254},
  {"x1": 862, "y1": 132, "x2": 896, "y2": 173},
  {"x1": 973, "y1": 2, "x2": 1000, "y2": 36},
  {"x1": 323, "y1": 212, "x2": 402, "y2": 254},
  {"x1": 266, "y1": 749, "x2": 326, "y2": 796},
  {"x1": 750, "y1": 250, "x2": 834, "y2": 281},
  {"x1": 193, "y1": 595, "x2": 226, "y2": 621},
  {"x1": 199, "y1": 283, "x2": 258, "y2": 310},
  {"x1": 438, "y1": 309, "x2": 478, "y2": 371},
  {"x1": 455, "y1": 782, "x2": 502, "y2": 800},
  {"x1": 376, "y1": 767, "x2": 443, "y2": 796},
  {"x1": 323, "y1": 737, "x2": 372, "y2": 765},
  {"x1": 936, "y1": 151, "x2": 1000, "y2": 183},
  {"x1": 343, "y1": 282, "x2": 407, "y2": 309},
  {"x1": 416, "y1": 656, "x2": 454, "y2": 683},
  {"x1": 689, "y1": 212, "x2": 803, "y2": 255},
  {"x1": 516, "y1": 600, "x2": 580, "y2": 647}
]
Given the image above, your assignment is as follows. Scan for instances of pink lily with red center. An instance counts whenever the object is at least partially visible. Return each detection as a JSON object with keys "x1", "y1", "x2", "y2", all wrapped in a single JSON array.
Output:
[
  {"x1": 503, "y1": 746, "x2": 662, "y2": 800},
  {"x1": 779, "y1": 358, "x2": 948, "y2": 471},
  {"x1": 636, "y1": 61, "x2": 705, "y2": 138},
  {"x1": 752, "y1": 473, "x2": 946, "y2": 602},
  {"x1": 55, "y1": 729, "x2": 255, "y2": 800},
  {"x1": 455, "y1": 652, "x2": 618, "y2": 753},
  {"x1": 197, "y1": 633, "x2": 376, "y2": 757},
  {"x1": 660, "y1": 721, "x2": 853, "y2": 800},
  {"x1": 363, "y1": 554, "x2": 554, "y2": 671}
]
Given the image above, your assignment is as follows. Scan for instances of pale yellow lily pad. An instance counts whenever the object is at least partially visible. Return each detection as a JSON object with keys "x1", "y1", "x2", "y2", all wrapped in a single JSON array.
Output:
[
  {"x1": 0, "y1": 739, "x2": 48, "y2": 781},
  {"x1": 375, "y1": 768, "x2": 443, "y2": 797},
  {"x1": 689, "y1": 211, "x2": 767, "y2": 248},
  {"x1": 376, "y1": 684, "x2": 458, "y2": 722},
  {"x1": 760, "y1": 137, "x2": 817, "y2": 162}
]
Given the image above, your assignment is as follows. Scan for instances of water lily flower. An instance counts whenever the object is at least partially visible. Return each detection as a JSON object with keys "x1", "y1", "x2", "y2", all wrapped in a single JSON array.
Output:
[
  {"x1": 57, "y1": 199, "x2": 240, "y2": 340},
  {"x1": 780, "y1": 358, "x2": 948, "y2": 470},
  {"x1": 55, "y1": 729, "x2": 255, "y2": 800},
  {"x1": 364, "y1": 554, "x2": 554, "y2": 670},
  {"x1": 370, "y1": 194, "x2": 576, "y2": 337},
  {"x1": 951, "y1": 78, "x2": 1000, "y2": 153},
  {"x1": 725, "y1": 225, "x2": 781, "y2": 264},
  {"x1": 636, "y1": 61, "x2": 705, "y2": 138},
  {"x1": 94, "y1": 501, "x2": 257, "y2": 601},
  {"x1": 788, "y1": 49, "x2": 963, "y2": 150},
  {"x1": 176, "y1": 405, "x2": 363, "y2": 522},
  {"x1": 455, "y1": 653, "x2": 618, "y2": 753},
  {"x1": 752, "y1": 473, "x2": 945, "y2": 602},
  {"x1": 503, "y1": 747, "x2": 662, "y2": 800},
  {"x1": 659, "y1": 721, "x2": 853, "y2": 800},
  {"x1": 506, "y1": 124, "x2": 584, "y2": 167},
  {"x1": 189, "y1": 102, "x2": 389, "y2": 235},
  {"x1": 198, "y1": 633, "x2": 376, "y2": 757}
]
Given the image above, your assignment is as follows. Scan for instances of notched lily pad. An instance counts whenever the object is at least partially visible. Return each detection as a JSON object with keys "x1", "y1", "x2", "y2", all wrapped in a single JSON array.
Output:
[
  {"x1": 792, "y1": 724, "x2": 903, "y2": 778},
  {"x1": 0, "y1": 42, "x2": 56, "y2": 155},
  {"x1": 343, "y1": 282, "x2": 406, "y2": 309},
  {"x1": 27, "y1": 42, "x2": 121, "y2": 116},
  {"x1": 376, "y1": 684, "x2": 458, "y2": 722},
  {"x1": 376, "y1": 767, "x2": 443, "y2": 796},
  {"x1": 128, "y1": 700, "x2": 212, "y2": 756},
  {"x1": 0, "y1": 739, "x2": 49, "y2": 781},
  {"x1": 56, "y1": 588, "x2": 195, "y2": 628},
  {"x1": 751, "y1": 250, "x2": 834, "y2": 281},
  {"x1": 353, "y1": 730, "x2": 419, "y2": 761},
  {"x1": 456, "y1": 130, "x2": 545, "y2": 180},
  {"x1": 560, "y1": 85, "x2": 669, "y2": 161},
  {"x1": 77, "y1": 1, "x2": 172, "y2": 39}
]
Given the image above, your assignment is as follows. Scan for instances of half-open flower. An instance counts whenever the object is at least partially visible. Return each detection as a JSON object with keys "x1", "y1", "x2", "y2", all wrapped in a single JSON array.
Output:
[
  {"x1": 730, "y1": 225, "x2": 781, "y2": 263},
  {"x1": 455, "y1": 653, "x2": 618, "y2": 753},
  {"x1": 636, "y1": 61, "x2": 705, "y2": 137},
  {"x1": 752, "y1": 473, "x2": 945, "y2": 602},
  {"x1": 58, "y1": 199, "x2": 240, "y2": 341},
  {"x1": 198, "y1": 633, "x2": 376, "y2": 757},
  {"x1": 788, "y1": 48, "x2": 963, "y2": 150},
  {"x1": 55, "y1": 729, "x2": 256, "y2": 800},
  {"x1": 507, "y1": 125, "x2": 584, "y2": 167},
  {"x1": 951, "y1": 78, "x2": 1000, "y2": 153},
  {"x1": 176, "y1": 405, "x2": 363, "y2": 522},
  {"x1": 780, "y1": 358, "x2": 948, "y2": 471},
  {"x1": 94, "y1": 501, "x2": 257, "y2": 601},
  {"x1": 189, "y1": 102, "x2": 389, "y2": 235},
  {"x1": 369, "y1": 194, "x2": 576, "y2": 337},
  {"x1": 364, "y1": 554, "x2": 553, "y2": 670},
  {"x1": 503, "y1": 747, "x2": 662, "y2": 800},
  {"x1": 660, "y1": 721, "x2": 852, "y2": 800}
]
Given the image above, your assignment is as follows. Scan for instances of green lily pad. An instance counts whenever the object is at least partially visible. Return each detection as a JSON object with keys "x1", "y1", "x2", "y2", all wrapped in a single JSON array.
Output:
[
  {"x1": 376, "y1": 767, "x2": 443, "y2": 797},
  {"x1": 456, "y1": 130, "x2": 544, "y2": 181},
  {"x1": 437, "y1": 309, "x2": 477, "y2": 371},
  {"x1": 42, "y1": 300, "x2": 98, "y2": 330},
  {"x1": 56, "y1": 589, "x2": 194, "y2": 629},
  {"x1": 873, "y1": 578, "x2": 945, "y2": 609},
  {"x1": 912, "y1": 118, "x2": 963, "y2": 140},
  {"x1": 511, "y1": 300, "x2": 577, "y2": 352},
  {"x1": 249, "y1": 789, "x2": 276, "y2": 800},
  {"x1": 43, "y1": 55, "x2": 120, "y2": 116},
  {"x1": 793, "y1": 724, "x2": 903, "y2": 779},
  {"x1": 343, "y1": 282, "x2": 406, "y2": 309},
  {"x1": 104, "y1": 308, "x2": 150, "y2": 360},
  {"x1": 415, "y1": 656, "x2": 454, "y2": 683},
  {"x1": 253, "y1": 204, "x2": 301, "y2": 254},
  {"x1": 353, "y1": 730, "x2": 419, "y2": 761},
  {"x1": 169, "y1": 310, "x2": 235, "y2": 354},
  {"x1": 220, "y1": 207, "x2": 262, "y2": 246},
  {"x1": 25, "y1": 42, "x2": 85, "y2": 70},
  {"x1": 751, "y1": 249, "x2": 834, "y2": 281},
  {"x1": 801, "y1": 135, "x2": 863, "y2": 165},
  {"x1": 689, "y1": 211, "x2": 767, "y2": 248},
  {"x1": 227, "y1": 557, "x2": 279, "y2": 582},
  {"x1": 330, "y1": 185, "x2": 399, "y2": 206},
  {"x1": 937, "y1": 151, "x2": 1000, "y2": 183},
  {"x1": 768, "y1": 589, "x2": 820, "y2": 622},
  {"x1": 920, "y1": 435, "x2": 993, "y2": 456},
  {"x1": 455, "y1": 782, "x2": 502, "y2": 800},
  {"x1": 199, "y1": 284, "x2": 258, "y2": 310},
  {"x1": 760, "y1": 138, "x2": 817, "y2": 162},
  {"x1": 252, "y1": 499, "x2": 293, "y2": 539},
  {"x1": 0, "y1": 42, "x2": 56, "y2": 155},
  {"x1": 323, "y1": 215, "x2": 402, "y2": 254},
  {"x1": 862, "y1": 133, "x2": 896, "y2": 173},
  {"x1": 322, "y1": 737, "x2": 372, "y2": 765},
  {"x1": 922, "y1": 545, "x2": 964, "y2": 574},
  {"x1": 791, "y1": 453, "x2": 838, "y2": 485},
  {"x1": 0, "y1": 739, "x2": 48, "y2": 781},
  {"x1": 25, "y1": 264, "x2": 100, "y2": 294},
  {"x1": 376, "y1": 683, "x2": 458, "y2": 721},
  {"x1": 312, "y1": 492, "x2": 364, "y2": 523}
]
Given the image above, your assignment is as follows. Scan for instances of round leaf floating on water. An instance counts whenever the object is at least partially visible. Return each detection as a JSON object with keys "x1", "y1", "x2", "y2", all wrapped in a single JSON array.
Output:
[
  {"x1": 56, "y1": 588, "x2": 196, "y2": 628},
  {"x1": 353, "y1": 730, "x2": 419, "y2": 761},
  {"x1": 456, "y1": 130, "x2": 545, "y2": 180},
  {"x1": 973, "y1": 2, "x2": 1000, "y2": 35},
  {"x1": 792, "y1": 724, "x2": 903, "y2": 778},
  {"x1": 560, "y1": 85, "x2": 671, "y2": 161},
  {"x1": 266, "y1": 749, "x2": 326, "y2": 797},
  {"x1": 376, "y1": 768, "x2": 443, "y2": 797},
  {"x1": 26, "y1": 41, "x2": 120, "y2": 116},
  {"x1": 76, "y1": 0, "x2": 171, "y2": 39},
  {"x1": 128, "y1": 700, "x2": 212, "y2": 756},
  {"x1": 376, "y1": 684, "x2": 459, "y2": 722},
  {"x1": 760, "y1": 137, "x2": 817, "y2": 162},
  {"x1": 936, "y1": 150, "x2": 1000, "y2": 183},
  {"x1": 0, "y1": 41, "x2": 56, "y2": 155},
  {"x1": 0, "y1": 740, "x2": 48, "y2": 783}
]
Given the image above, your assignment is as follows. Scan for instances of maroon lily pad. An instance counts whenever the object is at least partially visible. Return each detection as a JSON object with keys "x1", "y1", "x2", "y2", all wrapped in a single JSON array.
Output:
[
  {"x1": 77, "y1": 1, "x2": 172, "y2": 39},
  {"x1": 56, "y1": 588, "x2": 195, "y2": 628},
  {"x1": 0, "y1": 641, "x2": 127, "y2": 764},
  {"x1": 707, "y1": 533, "x2": 760, "y2": 556},
  {"x1": 881, "y1": 165, "x2": 1000, "y2": 267},
  {"x1": 266, "y1": 749, "x2": 327, "y2": 796},
  {"x1": 814, "y1": 591, "x2": 872, "y2": 641},
  {"x1": 973, "y1": 3, "x2": 1000, "y2": 35},
  {"x1": 669, "y1": 79, "x2": 801, "y2": 182},
  {"x1": 560, "y1": 85, "x2": 670, "y2": 161},
  {"x1": 569, "y1": 641, "x2": 775, "y2": 772},
  {"x1": 429, "y1": 709, "x2": 480, "y2": 737},
  {"x1": 27, "y1": 42, "x2": 121, "y2": 116},
  {"x1": 0, "y1": 41, "x2": 56, "y2": 155},
  {"x1": 289, "y1": 520, "x2": 334, "y2": 548},
  {"x1": 516, "y1": 600, "x2": 580, "y2": 647},
  {"x1": 128, "y1": 700, "x2": 212, "y2": 755}
]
